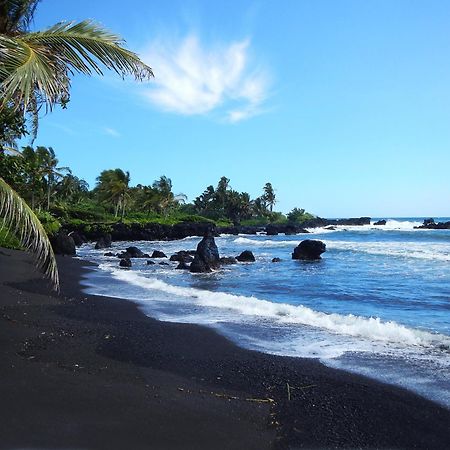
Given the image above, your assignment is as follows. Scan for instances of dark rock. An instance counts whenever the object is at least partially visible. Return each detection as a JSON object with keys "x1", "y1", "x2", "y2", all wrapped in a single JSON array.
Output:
[
  {"x1": 190, "y1": 232, "x2": 220, "y2": 273},
  {"x1": 266, "y1": 224, "x2": 310, "y2": 235},
  {"x1": 117, "y1": 251, "x2": 132, "y2": 259},
  {"x1": 104, "y1": 252, "x2": 115, "y2": 257},
  {"x1": 266, "y1": 225, "x2": 279, "y2": 236},
  {"x1": 95, "y1": 234, "x2": 112, "y2": 249},
  {"x1": 125, "y1": 246, "x2": 146, "y2": 258},
  {"x1": 324, "y1": 226, "x2": 336, "y2": 230},
  {"x1": 159, "y1": 262, "x2": 169, "y2": 266},
  {"x1": 146, "y1": 260, "x2": 155, "y2": 265},
  {"x1": 176, "y1": 261, "x2": 190, "y2": 270},
  {"x1": 69, "y1": 231, "x2": 87, "y2": 246},
  {"x1": 51, "y1": 232, "x2": 76, "y2": 256},
  {"x1": 292, "y1": 240, "x2": 326, "y2": 260},
  {"x1": 236, "y1": 250, "x2": 256, "y2": 262},
  {"x1": 119, "y1": 258, "x2": 132, "y2": 268},
  {"x1": 170, "y1": 251, "x2": 194, "y2": 262},
  {"x1": 415, "y1": 219, "x2": 450, "y2": 230},
  {"x1": 220, "y1": 257, "x2": 238, "y2": 265},
  {"x1": 272, "y1": 257, "x2": 282, "y2": 263},
  {"x1": 374, "y1": 220, "x2": 386, "y2": 226},
  {"x1": 151, "y1": 250, "x2": 167, "y2": 258}
]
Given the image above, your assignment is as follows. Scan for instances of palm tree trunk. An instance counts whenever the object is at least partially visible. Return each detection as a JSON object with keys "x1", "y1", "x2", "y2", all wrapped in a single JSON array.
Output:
[{"x1": 47, "y1": 183, "x2": 51, "y2": 211}]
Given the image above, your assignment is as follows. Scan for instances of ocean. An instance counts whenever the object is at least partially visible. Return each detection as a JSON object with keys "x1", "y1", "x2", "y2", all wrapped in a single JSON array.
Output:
[{"x1": 77, "y1": 218, "x2": 450, "y2": 408}]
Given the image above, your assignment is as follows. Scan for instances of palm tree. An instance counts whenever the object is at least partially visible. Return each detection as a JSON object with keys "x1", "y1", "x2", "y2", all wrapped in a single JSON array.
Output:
[
  {"x1": 56, "y1": 173, "x2": 88, "y2": 204},
  {"x1": 262, "y1": 182, "x2": 276, "y2": 212},
  {"x1": 0, "y1": 1, "x2": 153, "y2": 289},
  {"x1": 36, "y1": 146, "x2": 70, "y2": 210},
  {"x1": 96, "y1": 169, "x2": 130, "y2": 219}
]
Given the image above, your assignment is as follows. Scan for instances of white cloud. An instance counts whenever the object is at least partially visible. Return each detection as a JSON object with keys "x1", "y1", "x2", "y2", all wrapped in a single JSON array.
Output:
[
  {"x1": 141, "y1": 35, "x2": 270, "y2": 122},
  {"x1": 103, "y1": 127, "x2": 121, "y2": 138}
]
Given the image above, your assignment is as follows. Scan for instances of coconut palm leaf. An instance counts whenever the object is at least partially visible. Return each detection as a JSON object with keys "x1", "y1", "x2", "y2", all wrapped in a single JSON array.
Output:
[
  {"x1": 0, "y1": 176, "x2": 59, "y2": 289},
  {"x1": 0, "y1": 1, "x2": 41, "y2": 34},
  {"x1": 0, "y1": 20, "x2": 153, "y2": 111}
]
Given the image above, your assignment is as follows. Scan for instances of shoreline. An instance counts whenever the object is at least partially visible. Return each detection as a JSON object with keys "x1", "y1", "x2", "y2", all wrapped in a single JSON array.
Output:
[{"x1": 1, "y1": 249, "x2": 450, "y2": 449}]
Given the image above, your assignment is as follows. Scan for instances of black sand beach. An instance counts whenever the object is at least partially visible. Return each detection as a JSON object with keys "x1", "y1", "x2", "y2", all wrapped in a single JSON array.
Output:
[{"x1": 1, "y1": 248, "x2": 449, "y2": 449}]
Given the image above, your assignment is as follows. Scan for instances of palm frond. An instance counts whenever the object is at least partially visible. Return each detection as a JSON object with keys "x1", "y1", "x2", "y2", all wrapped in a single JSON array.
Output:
[
  {"x1": 0, "y1": 176, "x2": 59, "y2": 290},
  {"x1": 0, "y1": 0, "x2": 40, "y2": 34},
  {"x1": 0, "y1": 20, "x2": 153, "y2": 111}
]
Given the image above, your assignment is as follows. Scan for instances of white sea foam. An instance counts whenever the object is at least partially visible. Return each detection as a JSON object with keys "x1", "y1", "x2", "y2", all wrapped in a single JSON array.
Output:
[
  {"x1": 111, "y1": 270, "x2": 450, "y2": 350},
  {"x1": 326, "y1": 240, "x2": 450, "y2": 262},
  {"x1": 232, "y1": 236, "x2": 450, "y2": 261},
  {"x1": 233, "y1": 237, "x2": 294, "y2": 247}
]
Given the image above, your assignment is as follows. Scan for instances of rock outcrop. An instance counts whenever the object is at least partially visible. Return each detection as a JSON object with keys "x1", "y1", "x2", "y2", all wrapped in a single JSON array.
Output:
[
  {"x1": 190, "y1": 231, "x2": 220, "y2": 273},
  {"x1": 374, "y1": 220, "x2": 386, "y2": 226},
  {"x1": 292, "y1": 240, "x2": 326, "y2": 260},
  {"x1": 415, "y1": 219, "x2": 450, "y2": 230},
  {"x1": 51, "y1": 232, "x2": 76, "y2": 256}
]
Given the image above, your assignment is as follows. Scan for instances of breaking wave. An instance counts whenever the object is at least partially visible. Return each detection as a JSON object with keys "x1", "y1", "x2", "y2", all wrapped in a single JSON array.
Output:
[{"x1": 112, "y1": 270, "x2": 450, "y2": 351}]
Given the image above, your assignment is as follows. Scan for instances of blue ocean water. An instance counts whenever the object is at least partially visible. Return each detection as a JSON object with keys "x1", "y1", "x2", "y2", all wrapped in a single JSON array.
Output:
[{"x1": 77, "y1": 218, "x2": 450, "y2": 408}]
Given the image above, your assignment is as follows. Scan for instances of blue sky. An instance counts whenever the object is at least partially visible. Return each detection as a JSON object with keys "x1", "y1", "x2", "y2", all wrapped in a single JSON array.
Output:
[{"x1": 31, "y1": 0, "x2": 450, "y2": 217}]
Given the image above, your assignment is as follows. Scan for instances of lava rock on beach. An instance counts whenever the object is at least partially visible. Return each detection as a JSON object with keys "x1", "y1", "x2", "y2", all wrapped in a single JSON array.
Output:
[
  {"x1": 190, "y1": 231, "x2": 220, "y2": 273},
  {"x1": 292, "y1": 240, "x2": 326, "y2": 260},
  {"x1": 51, "y1": 231, "x2": 76, "y2": 256}
]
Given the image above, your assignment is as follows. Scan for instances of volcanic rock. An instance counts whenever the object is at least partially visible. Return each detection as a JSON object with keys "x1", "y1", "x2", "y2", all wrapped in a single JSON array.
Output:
[{"x1": 292, "y1": 240, "x2": 326, "y2": 260}]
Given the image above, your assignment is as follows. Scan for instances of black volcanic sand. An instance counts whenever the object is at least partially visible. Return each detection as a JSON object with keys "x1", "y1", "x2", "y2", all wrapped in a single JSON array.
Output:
[{"x1": 0, "y1": 249, "x2": 449, "y2": 449}]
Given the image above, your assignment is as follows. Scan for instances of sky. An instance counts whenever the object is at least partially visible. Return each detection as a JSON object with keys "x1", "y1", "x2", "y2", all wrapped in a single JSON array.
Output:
[{"x1": 30, "y1": 0, "x2": 450, "y2": 217}]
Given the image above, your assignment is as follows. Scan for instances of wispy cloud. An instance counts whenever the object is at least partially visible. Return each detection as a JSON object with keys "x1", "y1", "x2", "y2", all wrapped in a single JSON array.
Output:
[
  {"x1": 140, "y1": 34, "x2": 270, "y2": 122},
  {"x1": 103, "y1": 127, "x2": 121, "y2": 138}
]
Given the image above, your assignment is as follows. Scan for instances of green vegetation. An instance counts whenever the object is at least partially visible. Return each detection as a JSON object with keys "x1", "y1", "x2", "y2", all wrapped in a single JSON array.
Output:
[
  {"x1": 1, "y1": 145, "x2": 314, "y2": 238},
  {"x1": 0, "y1": 0, "x2": 153, "y2": 288}
]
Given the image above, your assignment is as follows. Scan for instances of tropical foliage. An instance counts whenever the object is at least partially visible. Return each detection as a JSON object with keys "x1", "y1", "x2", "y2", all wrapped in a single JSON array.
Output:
[{"x1": 0, "y1": 0, "x2": 153, "y2": 288}]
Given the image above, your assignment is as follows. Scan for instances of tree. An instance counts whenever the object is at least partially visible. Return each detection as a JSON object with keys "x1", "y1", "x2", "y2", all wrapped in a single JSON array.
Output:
[
  {"x1": 0, "y1": 1, "x2": 153, "y2": 288},
  {"x1": 55, "y1": 173, "x2": 88, "y2": 204},
  {"x1": 262, "y1": 182, "x2": 276, "y2": 212},
  {"x1": 287, "y1": 207, "x2": 310, "y2": 223},
  {"x1": 152, "y1": 175, "x2": 186, "y2": 216},
  {"x1": 95, "y1": 169, "x2": 130, "y2": 219},
  {"x1": 36, "y1": 146, "x2": 70, "y2": 210}
]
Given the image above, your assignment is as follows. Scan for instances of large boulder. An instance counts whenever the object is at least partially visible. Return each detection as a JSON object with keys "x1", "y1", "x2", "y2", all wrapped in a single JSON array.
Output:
[
  {"x1": 51, "y1": 231, "x2": 76, "y2": 256},
  {"x1": 69, "y1": 231, "x2": 87, "y2": 247},
  {"x1": 190, "y1": 232, "x2": 220, "y2": 273},
  {"x1": 292, "y1": 240, "x2": 326, "y2": 260},
  {"x1": 95, "y1": 234, "x2": 112, "y2": 249},
  {"x1": 374, "y1": 220, "x2": 386, "y2": 226},
  {"x1": 236, "y1": 250, "x2": 256, "y2": 262}
]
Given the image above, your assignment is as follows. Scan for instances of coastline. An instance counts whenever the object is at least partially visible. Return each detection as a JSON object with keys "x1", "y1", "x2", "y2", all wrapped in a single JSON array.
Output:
[{"x1": 1, "y1": 249, "x2": 449, "y2": 449}]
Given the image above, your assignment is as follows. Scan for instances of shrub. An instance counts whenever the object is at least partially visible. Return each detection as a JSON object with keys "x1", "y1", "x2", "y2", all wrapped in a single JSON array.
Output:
[{"x1": 35, "y1": 211, "x2": 61, "y2": 236}]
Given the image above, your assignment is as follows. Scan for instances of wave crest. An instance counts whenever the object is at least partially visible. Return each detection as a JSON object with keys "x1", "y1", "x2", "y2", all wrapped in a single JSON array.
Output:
[{"x1": 112, "y1": 270, "x2": 449, "y2": 350}]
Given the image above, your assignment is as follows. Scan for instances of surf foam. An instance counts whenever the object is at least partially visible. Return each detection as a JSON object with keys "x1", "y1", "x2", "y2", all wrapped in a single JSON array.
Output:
[{"x1": 112, "y1": 270, "x2": 450, "y2": 350}]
